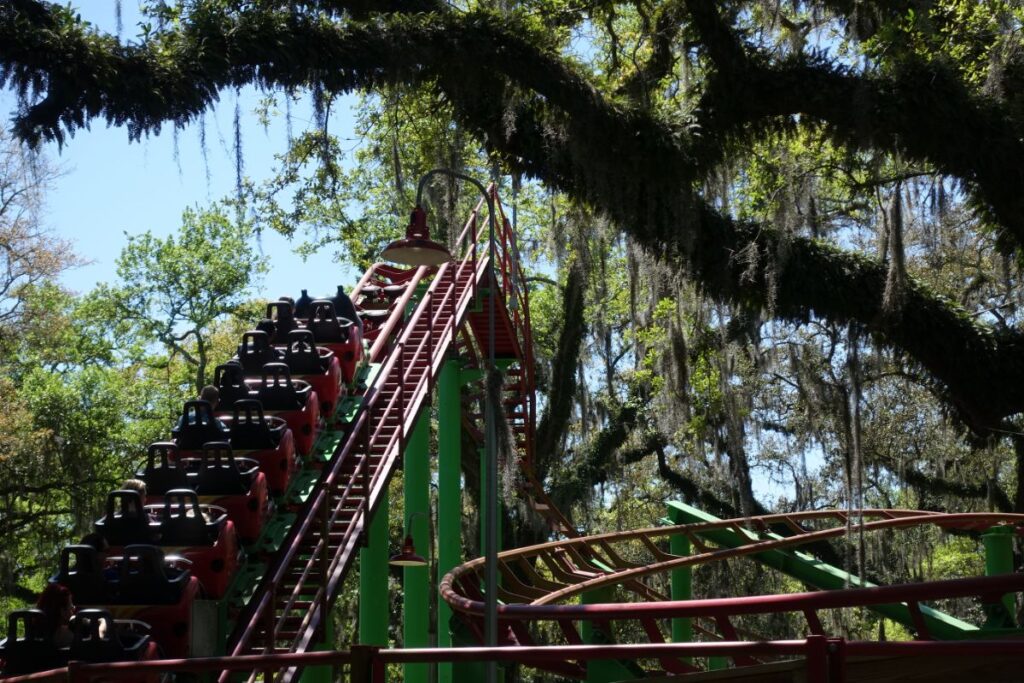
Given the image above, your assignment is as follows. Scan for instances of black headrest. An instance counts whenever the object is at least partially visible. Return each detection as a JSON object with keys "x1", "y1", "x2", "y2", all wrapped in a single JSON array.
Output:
[
  {"x1": 158, "y1": 490, "x2": 215, "y2": 546},
  {"x1": 97, "y1": 491, "x2": 157, "y2": 547},
  {"x1": 118, "y1": 545, "x2": 188, "y2": 604},
  {"x1": 285, "y1": 329, "x2": 327, "y2": 374},
  {"x1": 308, "y1": 300, "x2": 353, "y2": 343},
  {"x1": 142, "y1": 442, "x2": 190, "y2": 496},
  {"x1": 267, "y1": 300, "x2": 298, "y2": 339},
  {"x1": 331, "y1": 285, "x2": 360, "y2": 328},
  {"x1": 214, "y1": 362, "x2": 252, "y2": 406},
  {"x1": 56, "y1": 546, "x2": 107, "y2": 605},
  {"x1": 359, "y1": 308, "x2": 390, "y2": 322},
  {"x1": 0, "y1": 610, "x2": 65, "y2": 674},
  {"x1": 173, "y1": 400, "x2": 230, "y2": 450},
  {"x1": 196, "y1": 443, "x2": 254, "y2": 495},
  {"x1": 4, "y1": 609, "x2": 50, "y2": 644},
  {"x1": 294, "y1": 290, "x2": 314, "y2": 318},
  {"x1": 69, "y1": 609, "x2": 150, "y2": 662},
  {"x1": 229, "y1": 399, "x2": 281, "y2": 449},
  {"x1": 237, "y1": 330, "x2": 282, "y2": 373},
  {"x1": 257, "y1": 363, "x2": 309, "y2": 410}
]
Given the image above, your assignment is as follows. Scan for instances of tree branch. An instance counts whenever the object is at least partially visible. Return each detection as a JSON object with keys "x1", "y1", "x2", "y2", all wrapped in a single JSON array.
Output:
[{"x1": 5, "y1": 2, "x2": 1024, "y2": 431}]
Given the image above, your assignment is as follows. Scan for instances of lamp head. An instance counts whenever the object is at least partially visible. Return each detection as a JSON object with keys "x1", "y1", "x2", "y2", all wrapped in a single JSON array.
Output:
[
  {"x1": 389, "y1": 534, "x2": 428, "y2": 567},
  {"x1": 380, "y1": 206, "x2": 452, "y2": 266}
]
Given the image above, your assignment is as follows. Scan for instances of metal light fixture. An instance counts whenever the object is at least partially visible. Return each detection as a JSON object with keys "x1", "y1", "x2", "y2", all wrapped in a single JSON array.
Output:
[
  {"x1": 389, "y1": 510, "x2": 431, "y2": 568},
  {"x1": 388, "y1": 534, "x2": 427, "y2": 567},
  {"x1": 379, "y1": 206, "x2": 452, "y2": 266}
]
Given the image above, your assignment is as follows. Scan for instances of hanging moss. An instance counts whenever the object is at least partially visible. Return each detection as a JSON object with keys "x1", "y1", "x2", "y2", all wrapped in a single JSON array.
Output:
[
  {"x1": 4, "y1": 0, "x2": 1024, "y2": 433},
  {"x1": 534, "y1": 262, "x2": 586, "y2": 474},
  {"x1": 198, "y1": 111, "x2": 210, "y2": 188},
  {"x1": 233, "y1": 88, "x2": 244, "y2": 203}
]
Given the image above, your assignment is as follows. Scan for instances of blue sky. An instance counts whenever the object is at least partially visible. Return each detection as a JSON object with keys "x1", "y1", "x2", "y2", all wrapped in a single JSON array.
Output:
[{"x1": 1, "y1": 3, "x2": 364, "y2": 301}]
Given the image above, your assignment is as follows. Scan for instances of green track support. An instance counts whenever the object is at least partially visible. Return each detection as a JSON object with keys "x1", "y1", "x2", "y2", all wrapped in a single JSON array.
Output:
[
  {"x1": 983, "y1": 525, "x2": 1017, "y2": 627},
  {"x1": 437, "y1": 357, "x2": 463, "y2": 683},
  {"x1": 360, "y1": 488, "x2": 390, "y2": 651},
  {"x1": 404, "y1": 414, "x2": 430, "y2": 683},
  {"x1": 667, "y1": 506, "x2": 692, "y2": 652},
  {"x1": 580, "y1": 586, "x2": 637, "y2": 683},
  {"x1": 665, "y1": 501, "x2": 978, "y2": 639}
]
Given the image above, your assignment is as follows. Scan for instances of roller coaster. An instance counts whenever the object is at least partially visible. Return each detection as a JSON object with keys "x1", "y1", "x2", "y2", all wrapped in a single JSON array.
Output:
[{"x1": 1, "y1": 188, "x2": 1022, "y2": 682}]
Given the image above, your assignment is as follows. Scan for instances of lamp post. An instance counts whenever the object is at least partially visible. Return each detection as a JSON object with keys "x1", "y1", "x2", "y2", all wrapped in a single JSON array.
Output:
[{"x1": 387, "y1": 168, "x2": 498, "y2": 683}]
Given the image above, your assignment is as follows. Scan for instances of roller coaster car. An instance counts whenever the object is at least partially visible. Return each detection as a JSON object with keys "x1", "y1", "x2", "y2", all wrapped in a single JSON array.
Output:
[
  {"x1": 223, "y1": 399, "x2": 297, "y2": 496},
  {"x1": 356, "y1": 307, "x2": 391, "y2": 342},
  {"x1": 107, "y1": 545, "x2": 198, "y2": 659},
  {"x1": 55, "y1": 545, "x2": 198, "y2": 659},
  {"x1": 94, "y1": 490, "x2": 160, "y2": 547},
  {"x1": 152, "y1": 490, "x2": 239, "y2": 599},
  {"x1": 141, "y1": 442, "x2": 268, "y2": 544},
  {"x1": 282, "y1": 329, "x2": 343, "y2": 418},
  {"x1": 0, "y1": 609, "x2": 67, "y2": 676},
  {"x1": 171, "y1": 400, "x2": 230, "y2": 450},
  {"x1": 251, "y1": 363, "x2": 320, "y2": 456},
  {"x1": 192, "y1": 443, "x2": 269, "y2": 543},
  {"x1": 357, "y1": 284, "x2": 387, "y2": 310},
  {"x1": 68, "y1": 609, "x2": 161, "y2": 682},
  {"x1": 306, "y1": 300, "x2": 362, "y2": 385},
  {"x1": 234, "y1": 330, "x2": 343, "y2": 420}
]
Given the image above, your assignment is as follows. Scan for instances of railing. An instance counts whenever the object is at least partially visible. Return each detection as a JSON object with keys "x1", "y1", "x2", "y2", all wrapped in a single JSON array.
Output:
[{"x1": 9, "y1": 637, "x2": 1024, "y2": 683}]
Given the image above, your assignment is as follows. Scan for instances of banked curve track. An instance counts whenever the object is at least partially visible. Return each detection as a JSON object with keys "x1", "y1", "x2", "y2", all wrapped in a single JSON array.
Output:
[{"x1": 440, "y1": 509, "x2": 1024, "y2": 677}]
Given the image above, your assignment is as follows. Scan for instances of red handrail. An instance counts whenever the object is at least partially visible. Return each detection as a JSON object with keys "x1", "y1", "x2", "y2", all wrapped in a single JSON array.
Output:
[{"x1": 7, "y1": 638, "x2": 1024, "y2": 683}]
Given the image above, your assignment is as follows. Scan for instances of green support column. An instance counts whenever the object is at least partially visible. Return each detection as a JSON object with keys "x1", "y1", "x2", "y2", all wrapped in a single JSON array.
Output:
[
  {"x1": 580, "y1": 586, "x2": 634, "y2": 683},
  {"x1": 404, "y1": 414, "x2": 430, "y2": 683},
  {"x1": 982, "y1": 525, "x2": 1016, "y2": 627},
  {"x1": 437, "y1": 358, "x2": 463, "y2": 683},
  {"x1": 360, "y1": 488, "x2": 389, "y2": 651},
  {"x1": 667, "y1": 506, "x2": 692, "y2": 647}
]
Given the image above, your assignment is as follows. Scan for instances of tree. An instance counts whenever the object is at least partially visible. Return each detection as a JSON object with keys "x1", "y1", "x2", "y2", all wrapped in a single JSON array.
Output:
[
  {"x1": 0, "y1": 125, "x2": 78, "y2": 348},
  {"x1": 4, "y1": 1, "x2": 1024, "y2": 579},
  {"x1": 0, "y1": 279, "x2": 176, "y2": 608},
  {"x1": 3, "y1": 1, "x2": 1024, "y2": 427},
  {"x1": 85, "y1": 205, "x2": 267, "y2": 392}
]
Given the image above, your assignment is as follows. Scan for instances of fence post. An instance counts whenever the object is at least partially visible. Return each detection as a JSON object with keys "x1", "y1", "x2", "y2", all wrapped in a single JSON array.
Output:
[
  {"x1": 350, "y1": 644, "x2": 380, "y2": 683},
  {"x1": 827, "y1": 637, "x2": 846, "y2": 683},
  {"x1": 67, "y1": 661, "x2": 86, "y2": 683},
  {"x1": 805, "y1": 635, "x2": 828, "y2": 683}
]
